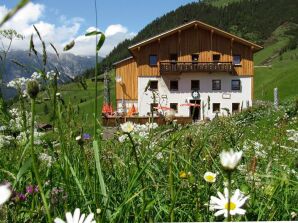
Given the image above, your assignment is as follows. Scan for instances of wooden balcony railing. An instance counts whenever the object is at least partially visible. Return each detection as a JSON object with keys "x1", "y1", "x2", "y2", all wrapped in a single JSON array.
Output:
[{"x1": 160, "y1": 62, "x2": 233, "y2": 74}]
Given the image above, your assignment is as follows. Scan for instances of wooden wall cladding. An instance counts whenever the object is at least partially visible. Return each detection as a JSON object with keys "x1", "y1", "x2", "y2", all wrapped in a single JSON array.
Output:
[
  {"x1": 115, "y1": 58, "x2": 138, "y2": 100},
  {"x1": 131, "y1": 25, "x2": 254, "y2": 76}
]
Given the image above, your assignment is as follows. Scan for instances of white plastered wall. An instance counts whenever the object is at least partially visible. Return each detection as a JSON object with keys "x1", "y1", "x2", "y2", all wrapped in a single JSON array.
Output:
[{"x1": 137, "y1": 73, "x2": 252, "y2": 120}]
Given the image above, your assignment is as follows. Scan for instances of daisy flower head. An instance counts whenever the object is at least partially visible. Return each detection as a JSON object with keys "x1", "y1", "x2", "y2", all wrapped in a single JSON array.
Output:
[
  {"x1": 54, "y1": 208, "x2": 95, "y2": 223},
  {"x1": 0, "y1": 184, "x2": 12, "y2": 205},
  {"x1": 120, "y1": 121, "x2": 134, "y2": 133},
  {"x1": 204, "y1": 171, "x2": 217, "y2": 183},
  {"x1": 220, "y1": 149, "x2": 243, "y2": 170},
  {"x1": 210, "y1": 188, "x2": 249, "y2": 218}
]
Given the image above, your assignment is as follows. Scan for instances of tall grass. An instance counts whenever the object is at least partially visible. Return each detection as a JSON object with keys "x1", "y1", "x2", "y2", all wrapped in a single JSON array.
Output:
[{"x1": 0, "y1": 1, "x2": 297, "y2": 222}]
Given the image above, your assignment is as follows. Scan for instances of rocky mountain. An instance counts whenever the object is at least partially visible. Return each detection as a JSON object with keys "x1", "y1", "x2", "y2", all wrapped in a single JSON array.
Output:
[{"x1": 2, "y1": 50, "x2": 99, "y2": 99}]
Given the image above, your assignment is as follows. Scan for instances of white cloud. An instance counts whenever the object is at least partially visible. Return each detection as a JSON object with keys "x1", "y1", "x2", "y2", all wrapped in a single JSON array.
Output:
[
  {"x1": 71, "y1": 24, "x2": 135, "y2": 57},
  {"x1": 0, "y1": 3, "x2": 136, "y2": 57},
  {"x1": 105, "y1": 24, "x2": 128, "y2": 37}
]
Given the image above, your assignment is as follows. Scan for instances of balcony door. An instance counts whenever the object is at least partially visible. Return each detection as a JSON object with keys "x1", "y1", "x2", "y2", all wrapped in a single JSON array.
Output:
[{"x1": 189, "y1": 100, "x2": 200, "y2": 121}]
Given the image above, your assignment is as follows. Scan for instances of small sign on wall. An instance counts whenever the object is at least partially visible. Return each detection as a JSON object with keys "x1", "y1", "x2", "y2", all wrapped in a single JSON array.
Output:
[
  {"x1": 192, "y1": 91, "x2": 200, "y2": 99},
  {"x1": 222, "y1": 93, "x2": 231, "y2": 99}
]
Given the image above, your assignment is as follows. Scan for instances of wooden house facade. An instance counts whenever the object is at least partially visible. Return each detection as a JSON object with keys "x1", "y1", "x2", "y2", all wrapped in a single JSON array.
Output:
[{"x1": 115, "y1": 20, "x2": 262, "y2": 120}]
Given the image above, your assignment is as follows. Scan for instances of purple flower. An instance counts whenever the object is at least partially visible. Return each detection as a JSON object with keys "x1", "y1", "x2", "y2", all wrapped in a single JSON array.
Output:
[
  {"x1": 26, "y1": 185, "x2": 34, "y2": 194},
  {"x1": 26, "y1": 185, "x2": 39, "y2": 195},
  {"x1": 17, "y1": 193, "x2": 27, "y2": 201},
  {"x1": 34, "y1": 185, "x2": 39, "y2": 193},
  {"x1": 83, "y1": 133, "x2": 91, "y2": 140}
]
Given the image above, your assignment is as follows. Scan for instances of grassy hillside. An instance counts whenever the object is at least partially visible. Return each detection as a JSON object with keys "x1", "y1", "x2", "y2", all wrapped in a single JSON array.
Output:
[
  {"x1": 34, "y1": 70, "x2": 116, "y2": 132},
  {"x1": 1, "y1": 93, "x2": 298, "y2": 222},
  {"x1": 254, "y1": 23, "x2": 298, "y2": 101}
]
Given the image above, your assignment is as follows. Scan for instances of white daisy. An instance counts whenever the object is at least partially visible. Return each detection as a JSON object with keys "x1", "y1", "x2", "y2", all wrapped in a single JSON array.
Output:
[
  {"x1": 220, "y1": 150, "x2": 243, "y2": 170},
  {"x1": 0, "y1": 184, "x2": 11, "y2": 205},
  {"x1": 210, "y1": 188, "x2": 249, "y2": 217},
  {"x1": 118, "y1": 134, "x2": 128, "y2": 143},
  {"x1": 120, "y1": 122, "x2": 134, "y2": 133},
  {"x1": 54, "y1": 208, "x2": 96, "y2": 223},
  {"x1": 204, "y1": 171, "x2": 217, "y2": 183}
]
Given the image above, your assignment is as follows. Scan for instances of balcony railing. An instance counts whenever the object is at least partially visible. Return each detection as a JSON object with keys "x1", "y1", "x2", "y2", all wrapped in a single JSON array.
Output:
[{"x1": 160, "y1": 62, "x2": 233, "y2": 74}]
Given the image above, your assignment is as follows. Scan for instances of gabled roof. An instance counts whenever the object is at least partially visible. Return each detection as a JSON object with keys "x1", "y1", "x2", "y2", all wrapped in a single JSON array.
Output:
[
  {"x1": 113, "y1": 56, "x2": 133, "y2": 66},
  {"x1": 129, "y1": 20, "x2": 263, "y2": 52}
]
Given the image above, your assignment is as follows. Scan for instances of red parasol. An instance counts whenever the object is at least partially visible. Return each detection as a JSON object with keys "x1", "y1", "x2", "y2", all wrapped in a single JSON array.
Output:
[
  {"x1": 127, "y1": 104, "x2": 137, "y2": 116},
  {"x1": 102, "y1": 103, "x2": 113, "y2": 114}
]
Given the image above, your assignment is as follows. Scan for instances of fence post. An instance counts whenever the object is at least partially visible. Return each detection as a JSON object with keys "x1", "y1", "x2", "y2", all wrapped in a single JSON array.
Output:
[{"x1": 274, "y1": 87, "x2": 279, "y2": 109}]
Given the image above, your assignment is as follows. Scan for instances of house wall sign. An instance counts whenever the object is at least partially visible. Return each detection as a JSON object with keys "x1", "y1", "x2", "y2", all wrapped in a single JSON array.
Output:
[{"x1": 222, "y1": 93, "x2": 231, "y2": 99}]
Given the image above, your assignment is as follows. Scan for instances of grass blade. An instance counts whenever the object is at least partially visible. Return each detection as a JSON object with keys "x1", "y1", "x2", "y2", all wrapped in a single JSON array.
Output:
[{"x1": 93, "y1": 140, "x2": 110, "y2": 219}]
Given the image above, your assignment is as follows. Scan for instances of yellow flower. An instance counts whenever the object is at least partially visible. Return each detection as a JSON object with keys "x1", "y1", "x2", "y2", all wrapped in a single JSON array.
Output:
[
  {"x1": 204, "y1": 171, "x2": 217, "y2": 183},
  {"x1": 179, "y1": 171, "x2": 187, "y2": 179}
]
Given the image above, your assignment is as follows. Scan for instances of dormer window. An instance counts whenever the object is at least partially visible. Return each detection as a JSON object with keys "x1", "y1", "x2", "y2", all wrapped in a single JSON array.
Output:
[
  {"x1": 149, "y1": 55, "x2": 158, "y2": 66},
  {"x1": 213, "y1": 54, "x2": 221, "y2": 62}
]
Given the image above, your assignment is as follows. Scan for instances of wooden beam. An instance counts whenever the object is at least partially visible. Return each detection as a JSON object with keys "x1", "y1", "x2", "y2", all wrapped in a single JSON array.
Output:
[
  {"x1": 178, "y1": 30, "x2": 181, "y2": 57},
  {"x1": 210, "y1": 29, "x2": 214, "y2": 61}
]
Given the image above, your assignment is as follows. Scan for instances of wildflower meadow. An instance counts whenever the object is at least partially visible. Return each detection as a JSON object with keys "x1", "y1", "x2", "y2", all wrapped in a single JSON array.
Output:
[{"x1": 0, "y1": 1, "x2": 298, "y2": 222}]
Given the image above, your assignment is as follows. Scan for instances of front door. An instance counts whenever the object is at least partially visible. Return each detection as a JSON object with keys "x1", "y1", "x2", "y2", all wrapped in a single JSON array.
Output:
[{"x1": 189, "y1": 100, "x2": 200, "y2": 121}]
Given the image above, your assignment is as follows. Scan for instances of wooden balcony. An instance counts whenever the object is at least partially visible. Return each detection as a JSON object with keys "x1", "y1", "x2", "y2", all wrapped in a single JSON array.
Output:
[{"x1": 160, "y1": 62, "x2": 233, "y2": 74}]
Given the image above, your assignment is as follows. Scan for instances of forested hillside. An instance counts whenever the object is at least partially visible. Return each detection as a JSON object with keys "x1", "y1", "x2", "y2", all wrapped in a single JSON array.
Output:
[{"x1": 96, "y1": 0, "x2": 298, "y2": 71}]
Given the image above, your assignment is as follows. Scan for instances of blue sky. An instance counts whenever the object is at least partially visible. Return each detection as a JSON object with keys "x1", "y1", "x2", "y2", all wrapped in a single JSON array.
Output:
[{"x1": 1, "y1": 0, "x2": 195, "y2": 56}]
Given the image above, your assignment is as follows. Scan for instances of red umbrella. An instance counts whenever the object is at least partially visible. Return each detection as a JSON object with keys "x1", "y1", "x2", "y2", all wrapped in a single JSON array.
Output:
[
  {"x1": 102, "y1": 103, "x2": 109, "y2": 113},
  {"x1": 180, "y1": 103, "x2": 200, "y2": 107},
  {"x1": 102, "y1": 103, "x2": 114, "y2": 114},
  {"x1": 127, "y1": 104, "x2": 137, "y2": 116}
]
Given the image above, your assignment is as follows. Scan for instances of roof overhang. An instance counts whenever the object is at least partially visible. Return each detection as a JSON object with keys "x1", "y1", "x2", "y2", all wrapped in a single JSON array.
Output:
[
  {"x1": 113, "y1": 56, "x2": 134, "y2": 66},
  {"x1": 128, "y1": 20, "x2": 263, "y2": 53}
]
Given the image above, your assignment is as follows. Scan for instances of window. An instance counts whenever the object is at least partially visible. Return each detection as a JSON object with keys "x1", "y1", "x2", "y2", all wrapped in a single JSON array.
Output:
[
  {"x1": 233, "y1": 55, "x2": 241, "y2": 65},
  {"x1": 170, "y1": 80, "x2": 178, "y2": 91},
  {"x1": 170, "y1": 54, "x2": 178, "y2": 63},
  {"x1": 170, "y1": 103, "x2": 178, "y2": 113},
  {"x1": 232, "y1": 103, "x2": 240, "y2": 113},
  {"x1": 212, "y1": 80, "x2": 221, "y2": 90},
  {"x1": 149, "y1": 80, "x2": 158, "y2": 90},
  {"x1": 149, "y1": 55, "x2": 158, "y2": 66},
  {"x1": 191, "y1": 80, "x2": 200, "y2": 90},
  {"x1": 231, "y1": 80, "x2": 241, "y2": 90},
  {"x1": 213, "y1": 54, "x2": 221, "y2": 62},
  {"x1": 213, "y1": 103, "x2": 220, "y2": 113},
  {"x1": 192, "y1": 54, "x2": 199, "y2": 62},
  {"x1": 150, "y1": 103, "x2": 158, "y2": 112}
]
